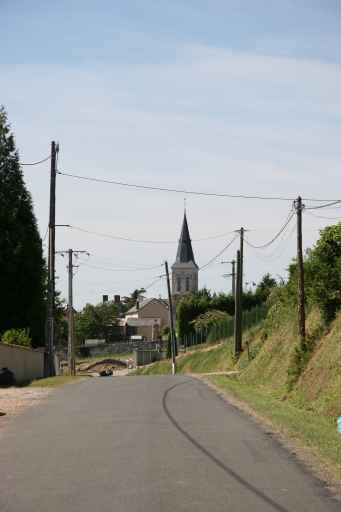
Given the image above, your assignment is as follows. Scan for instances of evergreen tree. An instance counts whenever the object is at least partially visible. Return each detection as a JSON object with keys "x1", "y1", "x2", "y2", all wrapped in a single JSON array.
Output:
[{"x1": 0, "y1": 107, "x2": 46, "y2": 346}]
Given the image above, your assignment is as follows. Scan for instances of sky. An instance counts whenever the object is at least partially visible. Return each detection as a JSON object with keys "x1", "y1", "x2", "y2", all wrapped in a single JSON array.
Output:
[{"x1": 1, "y1": 1, "x2": 341, "y2": 308}]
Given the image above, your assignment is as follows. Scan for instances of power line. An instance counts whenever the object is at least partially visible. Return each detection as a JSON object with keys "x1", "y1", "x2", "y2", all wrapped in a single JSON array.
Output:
[
  {"x1": 21, "y1": 155, "x2": 51, "y2": 166},
  {"x1": 41, "y1": 225, "x2": 49, "y2": 242},
  {"x1": 247, "y1": 222, "x2": 296, "y2": 264},
  {"x1": 74, "y1": 261, "x2": 163, "y2": 272},
  {"x1": 68, "y1": 224, "x2": 234, "y2": 244},
  {"x1": 244, "y1": 210, "x2": 295, "y2": 249},
  {"x1": 57, "y1": 169, "x2": 341, "y2": 203},
  {"x1": 305, "y1": 200, "x2": 341, "y2": 210},
  {"x1": 305, "y1": 210, "x2": 341, "y2": 221},
  {"x1": 199, "y1": 235, "x2": 238, "y2": 271},
  {"x1": 144, "y1": 276, "x2": 163, "y2": 291}
]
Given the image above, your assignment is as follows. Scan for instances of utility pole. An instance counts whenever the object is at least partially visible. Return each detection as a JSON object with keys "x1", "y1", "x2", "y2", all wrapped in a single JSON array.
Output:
[
  {"x1": 67, "y1": 250, "x2": 75, "y2": 376},
  {"x1": 46, "y1": 141, "x2": 58, "y2": 376},
  {"x1": 231, "y1": 259, "x2": 236, "y2": 299},
  {"x1": 234, "y1": 227, "x2": 245, "y2": 354},
  {"x1": 57, "y1": 249, "x2": 89, "y2": 376},
  {"x1": 165, "y1": 261, "x2": 176, "y2": 375},
  {"x1": 294, "y1": 196, "x2": 306, "y2": 344},
  {"x1": 239, "y1": 227, "x2": 244, "y2": 295},
  {"x1": 222, "y1": 260, "x2": 236, "y2": 298},
  {"x1": 234, "y1": 250, "x2": 242, "y2": 356}
]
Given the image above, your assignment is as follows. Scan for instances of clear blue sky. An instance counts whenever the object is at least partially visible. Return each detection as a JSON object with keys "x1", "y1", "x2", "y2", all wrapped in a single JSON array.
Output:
[{"x1": 1, "y1": 1, "x2": 341, "y2": 307}]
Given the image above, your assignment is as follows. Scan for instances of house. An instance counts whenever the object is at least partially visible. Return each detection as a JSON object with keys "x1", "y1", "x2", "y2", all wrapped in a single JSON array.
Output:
[{"x1": 122, "y1": 297, "x2": 170, "y2": 340}]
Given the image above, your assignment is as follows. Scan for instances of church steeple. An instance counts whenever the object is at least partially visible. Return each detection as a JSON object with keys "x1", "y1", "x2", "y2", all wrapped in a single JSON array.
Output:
[
  {"x1": 175, "y1": 213, "x2": 197, "y2": 265},
  {"x1": 172, "y1": 212, "x2": 199, "y2": 297}
]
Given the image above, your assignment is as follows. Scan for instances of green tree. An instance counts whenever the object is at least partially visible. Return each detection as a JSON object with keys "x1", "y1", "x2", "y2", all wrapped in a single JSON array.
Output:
[
  {"x1": 121, "y1": 288, "x2": 146, "y2": 313},
  {"x1": 75, "y1": 301, "x2": 118, "y2": 343},
  {"x1": 287, "y1": 222, "x2": 341, "y2": 323},
  {"x1": 255, "y1": 273, "x2": 277, "y2": 303},
  {"x1": 0, "y1": 107, "x2": 46, "y2": 346}
]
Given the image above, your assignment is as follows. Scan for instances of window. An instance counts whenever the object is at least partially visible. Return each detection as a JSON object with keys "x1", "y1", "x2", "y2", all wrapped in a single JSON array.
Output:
[
  {"x1": 177, "y1": 277, "x2": 181, "y2": 292},
  {"x1": 186, "y1": 277, "x2": 190, "y2": 291}
]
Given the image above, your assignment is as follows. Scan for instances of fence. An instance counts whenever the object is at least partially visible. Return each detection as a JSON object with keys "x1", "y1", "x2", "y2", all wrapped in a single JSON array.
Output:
[{"x1": 180, "y1": 303, "x2": 268, "y2": 349}]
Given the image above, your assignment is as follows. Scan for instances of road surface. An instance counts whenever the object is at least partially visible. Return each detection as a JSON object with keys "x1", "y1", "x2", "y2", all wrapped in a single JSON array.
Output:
[{"x1": 0, "y1": 376, "x2": 339, "y2": 511}]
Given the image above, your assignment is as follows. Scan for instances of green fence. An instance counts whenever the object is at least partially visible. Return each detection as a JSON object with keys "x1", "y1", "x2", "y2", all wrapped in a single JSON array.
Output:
[{"x1": 180, "y1": 303, "x2": 268, "y2": 349}]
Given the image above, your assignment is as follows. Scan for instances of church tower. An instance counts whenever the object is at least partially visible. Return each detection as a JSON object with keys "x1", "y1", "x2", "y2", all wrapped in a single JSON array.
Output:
[{"x1": 172, "y1": 212, "x2": 198, "y2": 298}]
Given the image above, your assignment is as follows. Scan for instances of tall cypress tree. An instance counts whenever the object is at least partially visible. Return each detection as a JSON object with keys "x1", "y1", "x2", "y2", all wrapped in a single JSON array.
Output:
[{"x1": 0, "y1": 107, "x2": 46, "y2": 346}]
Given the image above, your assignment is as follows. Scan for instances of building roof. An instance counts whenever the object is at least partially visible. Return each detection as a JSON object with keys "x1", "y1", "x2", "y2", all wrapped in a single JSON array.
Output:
[
  {"x1": 175, "y1": 213, "x2": 197, "y2": 265},
  {"x1": 125, "y1": 297, "x2": 168, "y2": 315}
]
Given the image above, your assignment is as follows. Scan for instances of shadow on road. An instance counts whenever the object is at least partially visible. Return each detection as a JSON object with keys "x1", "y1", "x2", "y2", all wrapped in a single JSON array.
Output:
[{"x1": 162, "y1": 380, "x2": 290, "y2": 512}]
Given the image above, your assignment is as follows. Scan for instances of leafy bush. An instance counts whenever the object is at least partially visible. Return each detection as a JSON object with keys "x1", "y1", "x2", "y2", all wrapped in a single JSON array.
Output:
[
  {"x1": 287, "y1": 222, "x2": 341, "y2": 323},
  {"x1": 2, "y1": 328, "x2": 32, "y2": 347},
  {"x1": 192, "y1": 310, "x2": 229, "y2": 330}
]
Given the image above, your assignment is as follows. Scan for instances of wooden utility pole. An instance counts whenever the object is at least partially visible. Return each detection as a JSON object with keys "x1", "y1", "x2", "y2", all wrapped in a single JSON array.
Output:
[
  {"x1": 221, "y1": 260, "x2": 236, "y2": 298},
  {"x1": 165, "y1": 261, "x2": 176, "y2": 375},
  {"x1": 67, "y1": 249, "x2": 75, "y2": 376},
  {"x1": 234, "y1": 227, "x2": 245, "y2": 354},
  {"x1": 46, "y1": 141, "x2": 58, "y2": 376},
  {"x1": 234, "y1": 250, "x2": 242, "y2": 356},
  {"x1": 231, "y1": 259, "x2": 236, "y2": 299},
  {"x1": 57, "y1": 249, "x2": 88, "y2": 376},
  {"x1": 239, "y1": 227, "x2": 244, "y2": 296},
  {"x1": 295, "y1": 196, "x2": 306, "y2": 344}
]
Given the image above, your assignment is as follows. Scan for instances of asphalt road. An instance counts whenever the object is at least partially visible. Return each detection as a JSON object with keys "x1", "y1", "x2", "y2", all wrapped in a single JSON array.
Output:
[{"x1": 0, "y1": 376, "x2": 339, "y2": 512}]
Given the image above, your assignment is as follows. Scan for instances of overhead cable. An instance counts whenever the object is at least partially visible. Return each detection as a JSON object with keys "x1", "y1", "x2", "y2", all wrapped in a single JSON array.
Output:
[
  {"x1": 305, "y1": 200, "x2": 341, "y2": 210},
  {"x1": 76, "y1": 261, "x2": 163, "y2": 272},
  {"x1": 199, "y1": 235, "x2": 238, "y2": 271},
  {"x1": 244, "y1": 210, "x2": 295, "y2": 249},
  {"x1": 69, "y1": 224, "x2": 234, "y2": 244},
  {"x1": 305, "y1": 210, "x2": 341, "y2": 221},
  {"x1": 21, "y1": 155, "x2": 51, "y2": 166},
  {"x1": 57, "y1": 170, "x2": 340, "y2": 203}
]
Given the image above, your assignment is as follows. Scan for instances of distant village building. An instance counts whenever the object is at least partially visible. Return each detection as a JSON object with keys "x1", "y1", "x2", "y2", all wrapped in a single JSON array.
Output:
[
  {"x1": 119, "y1": 212, "x2": 198, "y2": 340},
  {"x1": 121, "y1": 297, "x2": 169, "y2": 340},
  {"x1": 172, "y1": 212, "x2": 198, "y2": 299}
]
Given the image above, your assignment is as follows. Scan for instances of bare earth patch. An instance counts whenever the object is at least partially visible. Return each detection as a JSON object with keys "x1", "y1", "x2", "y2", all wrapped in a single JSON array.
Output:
[{"x1": 0, "y1": 387, "x2": 51, "y2": 431}]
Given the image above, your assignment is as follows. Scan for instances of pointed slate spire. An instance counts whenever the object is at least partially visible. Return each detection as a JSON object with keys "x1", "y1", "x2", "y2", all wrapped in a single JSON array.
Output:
[{"x1": 176, "y1": 213, "x2": 196, "y2": 264}]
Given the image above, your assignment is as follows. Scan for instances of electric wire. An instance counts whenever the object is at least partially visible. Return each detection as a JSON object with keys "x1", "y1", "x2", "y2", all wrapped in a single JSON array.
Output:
[
  {"x1": 244, "y1": 209, "x2": 295, "y2": 249},
  {"x1": 304, "y1": 210, "x2": 341, "y2": 221},
  {"x1": 68, "y1": 224, "x2": 234, "y2": 244},
  {"x1": 76, "y1": 261, "x2": 163, "y2": 272},
  {"x1": 247, "y1": 222, "x2": 296, "y2": 264},
  {"x1": 144, "y1": 276, "x2": 163, "y2": 291},
  {"x1": 57, "y1": 169, "x2": 341, "y2": 203},
  {"x1": 305, "y1": 200, "x2": 341, "y2": 210},
  {"x1": 199, "y1": 235, "x2": 238, "y2": 271},
  {"x1": 21, "y1": 155, "x2": 51, "y2": 166},
  {"x1": 41, "y1": 225, "x2": 49, "y2": 242}
]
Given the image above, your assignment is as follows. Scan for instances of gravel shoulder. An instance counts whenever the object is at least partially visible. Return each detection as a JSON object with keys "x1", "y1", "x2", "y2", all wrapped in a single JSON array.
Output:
[{"x1": 0, "y1": 387, "x2": 51, "y2": 431}]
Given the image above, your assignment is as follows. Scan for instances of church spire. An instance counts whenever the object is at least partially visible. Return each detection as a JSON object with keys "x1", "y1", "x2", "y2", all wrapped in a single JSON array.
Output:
[{"x1": 175, "y1": 212, "x2": 196, "y2": 265}]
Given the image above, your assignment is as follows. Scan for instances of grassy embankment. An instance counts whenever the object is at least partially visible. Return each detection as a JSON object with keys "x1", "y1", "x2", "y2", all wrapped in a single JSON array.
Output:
[
  {"x1": 135, "y1": 341, "x2": 235, "y2": 375},
  {"x1": 138, "y1": 302, "x2": 341, "y2": 479}
]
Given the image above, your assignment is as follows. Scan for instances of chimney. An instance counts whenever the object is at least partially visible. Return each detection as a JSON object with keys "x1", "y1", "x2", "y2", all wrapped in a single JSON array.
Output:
[
  {"x1": 114, "y1": 295, "x2": 121, "y2": 304},
  {"x1": 102, "y1": 294, "x2": 108, "y2": 303}
]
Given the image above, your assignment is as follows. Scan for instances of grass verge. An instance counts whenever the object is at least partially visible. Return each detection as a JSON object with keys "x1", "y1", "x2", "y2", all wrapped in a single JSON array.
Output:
[
  {"x1": 29, "y1": 376, "x2": 88, "y2": 388},
  {"x1": 208, "y1": 375, "x2": 341, "y2": 480},
  {"x1": 134, "y1": 342, "x2": 234, "y2": 375}
]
